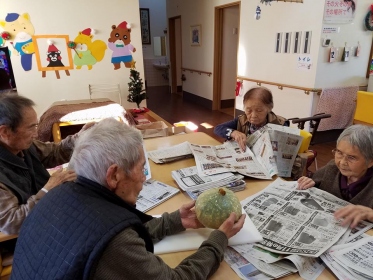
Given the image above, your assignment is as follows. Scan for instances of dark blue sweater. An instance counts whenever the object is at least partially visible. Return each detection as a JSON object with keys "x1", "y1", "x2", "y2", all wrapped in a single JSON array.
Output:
[{"x1": 11, "y1": 176, "x2": 153, "y2": 280}]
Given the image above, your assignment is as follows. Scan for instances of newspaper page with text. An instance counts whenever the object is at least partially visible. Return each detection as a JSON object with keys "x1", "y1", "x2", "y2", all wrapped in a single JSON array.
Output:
[
  {"x1": 247, "y1": 124, "x2": 303, "y2": 177},
  {"x1": 241, "y1": 178, "x2": 350, "y2": 257},
  {"x1": 189, "y1": 141, "x2": 275, "y2": 179}
]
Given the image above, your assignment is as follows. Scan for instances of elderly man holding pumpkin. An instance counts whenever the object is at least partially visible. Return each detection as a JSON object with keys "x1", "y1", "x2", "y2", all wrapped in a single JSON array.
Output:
[{"x1": 11, "y1": 118, "x2": 245, "y2": 280}]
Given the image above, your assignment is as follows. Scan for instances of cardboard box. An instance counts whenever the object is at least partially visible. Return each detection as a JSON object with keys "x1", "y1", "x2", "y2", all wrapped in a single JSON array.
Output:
[
  {"x1": 172, "y1": 121, "x2": 198, "y2": 135},
  {"x1": 135, "y1": 121, "x2": 169, "y2": 138},
  {"x1": 170, "y1": 126, "x2": 195, "y2": 135}
]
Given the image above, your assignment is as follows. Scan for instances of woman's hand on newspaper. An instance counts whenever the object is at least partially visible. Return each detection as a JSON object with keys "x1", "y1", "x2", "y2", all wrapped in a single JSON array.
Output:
[
  {"x1": 179, "y1": 201, "x2": 204, "y2": 229},
  {"x1": 334, "y1": 205, "x2": 373, "y2": 228},
  {"x1": 231, "y1": 131, "x2": 247, "y2": 152},
  {"x1": 297, "y1": 176, "x2": 315, "y2": 190},
  {"x1": 218, "y1": 213, "x2": 246, "y2": 239}
]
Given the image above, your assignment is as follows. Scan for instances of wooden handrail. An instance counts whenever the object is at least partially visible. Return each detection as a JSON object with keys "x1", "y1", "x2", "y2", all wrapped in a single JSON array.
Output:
[
  {"x1": 182, "y1": 67, "x2": 212, "y2": 77},
  {"x1": 236, "y1": 76, "x2": 322, "y2": 95}
]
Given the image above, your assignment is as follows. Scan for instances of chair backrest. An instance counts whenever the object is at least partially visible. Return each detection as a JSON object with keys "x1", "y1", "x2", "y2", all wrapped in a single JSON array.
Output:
[
  {"x1": 353, "y1": 91, "x2": 373, "y2": 126},
  {"x1": 88, "y1": 84, "x2": 122, "y2": 105},
  {"x1": 288, "y1": 113, "x2": 331, "y2": 147}
]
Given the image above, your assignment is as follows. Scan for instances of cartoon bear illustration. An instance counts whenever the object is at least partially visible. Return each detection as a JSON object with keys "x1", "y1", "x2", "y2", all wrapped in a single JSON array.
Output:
[
  {"x1": 108, "y1": 21, "x2": 136, "y2": 69},
  {"x1": 46, "y1": 44, "x2": 64, "y2": 67},
  {"x1": 73, "y1": 28, "x2": 107, "y2": 70},
  {"x1": 0, "y1": 13, "x2": 35, "y2": 71}
]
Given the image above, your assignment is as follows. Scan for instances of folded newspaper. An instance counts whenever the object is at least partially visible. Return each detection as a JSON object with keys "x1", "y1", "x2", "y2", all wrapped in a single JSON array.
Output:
[
  {"x1": 147, "y1": 141, "x2": 193, "y2": 163},
  {"x1": 189, "y1": 124, "x2": 303, "y2": 179},
  {"x1": 230, "y1": 243, "x2": 325, "y2": 280},
  {"x1": 136, "y1": 179, "x2": 180, "y2": 213},
  {"x1": 136, "y1": 146, "x2": 180, "y2": 213},
  {"x1": 186, "y1": 179, "x2": 246, "y2": 200},
  {"x1": 321, "y1": 228, "x2": 373, "y2": 280},
  {"x1": 226, "y1": 220, "x2": 373, "y2": 280},
  {"x1": 171, "y1": 166, "x2": 244, "y2": 192},
  {"x1": 241, "y1": 178, "x2": 350, "y2": 258}
]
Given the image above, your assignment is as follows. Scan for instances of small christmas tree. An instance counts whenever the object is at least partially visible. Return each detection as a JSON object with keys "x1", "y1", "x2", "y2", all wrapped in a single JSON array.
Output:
[{"x1": 127, "y1": 68, "x2": 148, "y2": 108}]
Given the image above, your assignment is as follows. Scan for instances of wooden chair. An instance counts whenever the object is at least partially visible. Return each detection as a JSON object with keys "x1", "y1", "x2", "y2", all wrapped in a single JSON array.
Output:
[{"x1": 0, "y1": 233, "x2": 17, "y2": 280}]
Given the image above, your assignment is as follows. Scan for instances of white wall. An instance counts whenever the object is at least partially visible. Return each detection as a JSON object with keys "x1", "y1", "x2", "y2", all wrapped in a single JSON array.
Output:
[
  {"x1": 237, "y1": 1, "x2": 326, "y2": 120},
  {"x1": 315, "y1": 2, "x2": 372, "y2": 88},
  {"x1": 1, "y1": 0, "x2": 145, "y2": 116},
  {"x1": 166, "y1": 0, "x2": 371, "y2": 121},
  {"x1": 139, "y1": 0, "x2": 167, "y2": 59}
]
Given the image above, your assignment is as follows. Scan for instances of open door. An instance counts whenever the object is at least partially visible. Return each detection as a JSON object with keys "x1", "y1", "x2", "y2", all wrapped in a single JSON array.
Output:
[
  {"x1": 213, "y1": 2, "x2": 240, "y2": 116},
  {"x1": 168, "y1": 16, "x2": 182, "y2": 95}
]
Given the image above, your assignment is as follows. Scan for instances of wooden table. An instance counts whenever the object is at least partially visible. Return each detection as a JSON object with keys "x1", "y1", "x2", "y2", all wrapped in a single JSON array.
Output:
[
  {"x1": 144, "y1": 132, "x2": 340, "y2": 280},
  {"x1": 0, "y1": 132, "x2": 364, "y2": 279}
]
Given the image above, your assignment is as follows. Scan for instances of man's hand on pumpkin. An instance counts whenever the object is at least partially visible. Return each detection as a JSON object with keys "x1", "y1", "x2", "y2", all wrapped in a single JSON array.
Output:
[
  {"x1": 218, "y1": 213, "x2": 246, "y2": 239},
  {"x1": 179, "y1": 201, "x2": 204, "y2": 229}
]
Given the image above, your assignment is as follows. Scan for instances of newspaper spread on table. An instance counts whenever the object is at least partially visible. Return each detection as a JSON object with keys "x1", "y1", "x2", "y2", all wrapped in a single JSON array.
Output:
[
  {"x1": 241, "y1": 178, "x2": 350, "y2": 257},
  {"x1": 226, "y1": 222, "x2": 373, "y2": 280},
  {"x1": 230, "y1": 243, "x2": 325, "y2": 280},
  {"x1": 321, "y1": 229, "x2": 373, "y2": 280},
  {"x1": 247, "y1": 123, "x2": 303, "y2": 177}
]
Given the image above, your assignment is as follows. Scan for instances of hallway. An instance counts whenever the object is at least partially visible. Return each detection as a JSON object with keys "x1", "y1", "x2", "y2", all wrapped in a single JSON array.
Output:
[{"x1": 145, "y1": 86, "x2": 335, "y2": 174}]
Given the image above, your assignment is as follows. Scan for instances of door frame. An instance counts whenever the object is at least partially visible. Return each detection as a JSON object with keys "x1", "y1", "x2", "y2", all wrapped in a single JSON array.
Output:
[
  {"x1": 168, "y1": 16, "x2": 181, "y2": 94},
  {"x1": 212, "y1": 2, "x2": 240, "y2": 112}
]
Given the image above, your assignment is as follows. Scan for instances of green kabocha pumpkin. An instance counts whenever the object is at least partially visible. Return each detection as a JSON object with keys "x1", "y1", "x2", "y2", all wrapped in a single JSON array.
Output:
[{"x1": 195, "y1": 187, "x2": 242, "y2": 229}]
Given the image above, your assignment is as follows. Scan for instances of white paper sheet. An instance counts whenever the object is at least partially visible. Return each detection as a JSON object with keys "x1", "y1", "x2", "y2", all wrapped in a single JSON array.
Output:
[{"x1": 154, "y1": 209, "x2": 263, "y2": 254}]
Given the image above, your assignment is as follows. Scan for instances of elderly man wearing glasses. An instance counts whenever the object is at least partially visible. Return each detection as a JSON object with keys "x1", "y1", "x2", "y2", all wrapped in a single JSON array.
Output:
[
  {"x1": 297, "y1": 125, "x2": 373, "y2": 228},
  {"x1": 0, "y1": 95, "x2": 92, "y2": 235}
]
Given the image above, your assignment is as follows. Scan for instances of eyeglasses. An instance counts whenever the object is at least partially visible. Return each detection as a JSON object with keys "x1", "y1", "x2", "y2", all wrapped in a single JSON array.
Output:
[{"x1": 332, "y1": 149, "x2": 358, "y2": 164}]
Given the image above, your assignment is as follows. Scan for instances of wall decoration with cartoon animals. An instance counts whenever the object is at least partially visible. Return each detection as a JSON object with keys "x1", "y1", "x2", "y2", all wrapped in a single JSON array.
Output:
[
  {"x1": 70, "y1": 28, "x2": 107, "y2": 70},
  {"x1": 108, "y1": 21, "x2": 136, "y2": 70},
  {"x1": 0, "y1": 13, "x2": 35, "y2": 71},
  {"x1": 0, "y1": 11, "x2": 138, "y2": 76},
  {"x1": 32, "y1": 35, "x2": 73, "y2": 79}
]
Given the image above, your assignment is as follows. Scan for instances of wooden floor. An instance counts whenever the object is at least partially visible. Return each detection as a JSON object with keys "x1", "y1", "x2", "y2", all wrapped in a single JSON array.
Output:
[{"x1": 145, "y1": 86, "x2": 335, "y2": 174}]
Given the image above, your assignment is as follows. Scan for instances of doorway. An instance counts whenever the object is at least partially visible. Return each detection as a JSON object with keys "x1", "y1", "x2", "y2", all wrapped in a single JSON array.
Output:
[
  {"x1": 213, "y1": 2, "x2": 240, "y2": 116},
  {"x1": 168, "y1": 16, "x2": 182, "y2": 95}
]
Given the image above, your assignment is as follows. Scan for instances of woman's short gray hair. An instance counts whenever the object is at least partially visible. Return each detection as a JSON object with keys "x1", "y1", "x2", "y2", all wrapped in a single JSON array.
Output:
[
  {"x1": 337, "y1": 124, "x2": 373, "y2": 162},
  {"x1": 68, "y1": 118, "x2": 143, "y2": 186}
]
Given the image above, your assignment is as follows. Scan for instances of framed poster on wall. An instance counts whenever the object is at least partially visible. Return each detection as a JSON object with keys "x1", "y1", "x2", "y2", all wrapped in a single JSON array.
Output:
[
  {"x1": 140, "y1": 8, "x2": 151, "y2": 44},
  {"x1": 190, "y1": 25, "x2": 201, "y2": 46}
]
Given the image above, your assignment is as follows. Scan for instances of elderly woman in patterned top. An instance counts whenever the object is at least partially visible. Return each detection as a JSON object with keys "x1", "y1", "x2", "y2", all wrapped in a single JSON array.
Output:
[
  {"x1": 297, "y1": 125, "x2": 373, "y2": 227},
  {"x1": 214, "y1": 86, "x2": 288, "y2": 151}
]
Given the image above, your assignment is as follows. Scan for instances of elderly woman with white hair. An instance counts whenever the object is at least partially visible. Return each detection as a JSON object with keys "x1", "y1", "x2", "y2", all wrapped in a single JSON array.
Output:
[
  {"x1": 298, "y1": 124, "x2": 373, "y2": 227},
  {"x1": 214, "y1": 86, "x2": 288, "y2": 151}
]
